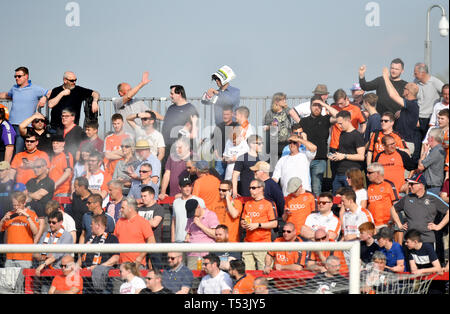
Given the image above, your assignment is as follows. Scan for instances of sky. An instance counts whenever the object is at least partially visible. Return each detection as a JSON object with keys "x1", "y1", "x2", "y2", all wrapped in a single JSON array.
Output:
[{"x1": 0, "y1": 0, "x2": 449, "y2": 100}]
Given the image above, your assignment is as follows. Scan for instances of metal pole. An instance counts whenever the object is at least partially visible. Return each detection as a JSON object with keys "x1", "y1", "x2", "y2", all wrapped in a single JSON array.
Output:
[{"x1": 425, "y1": 4, "x2": 447, "y2": 73}]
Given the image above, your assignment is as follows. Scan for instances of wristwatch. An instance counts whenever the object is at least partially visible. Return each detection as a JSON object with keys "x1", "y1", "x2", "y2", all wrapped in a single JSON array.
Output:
[{"x1": 258, "y1": 223, "x2": 262, "y2": 228}]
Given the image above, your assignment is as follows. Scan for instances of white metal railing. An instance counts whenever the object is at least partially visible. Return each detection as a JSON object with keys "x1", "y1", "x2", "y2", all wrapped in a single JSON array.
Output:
[
  {"x1": 0, "y1": 241, "x2": 361, "y2": 294},
  {"x1": 1, "y1": 95, "x2": 311, "y2": 138}
]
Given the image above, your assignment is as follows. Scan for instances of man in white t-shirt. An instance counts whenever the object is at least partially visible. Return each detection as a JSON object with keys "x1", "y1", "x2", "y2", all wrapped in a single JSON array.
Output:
[
  {"x1": 301, "y1": 192, "x2": 341, "y2": 241},
  {"x1": 197, "y1": 253, "x2": 233, "y2": 294},
  {"x1": 85, "y1": 151, "x2": 106, "y2": 195},
  {"x1": 341, "y1": 189, "x2": 374, "y2": 241},
  {"x1": 429, "y1": 84, "x2": 449, "y2": 127},
  {"x1": 292, "y1": 84, "x2": 329, "y2": 121},
  {"x1": 272, "y1": 134, "x2": 317, "y2": 195}
]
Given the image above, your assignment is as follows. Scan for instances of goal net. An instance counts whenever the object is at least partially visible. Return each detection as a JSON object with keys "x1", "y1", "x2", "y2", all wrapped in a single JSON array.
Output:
[{"x1": 1, "y1": 241, "x2": 445, "y2": 295}]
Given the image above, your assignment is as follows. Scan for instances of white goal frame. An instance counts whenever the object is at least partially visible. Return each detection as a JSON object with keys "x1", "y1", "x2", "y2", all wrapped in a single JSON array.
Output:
[{"x1": 0, "y1": 241, "x2": 361, "y2": 294}]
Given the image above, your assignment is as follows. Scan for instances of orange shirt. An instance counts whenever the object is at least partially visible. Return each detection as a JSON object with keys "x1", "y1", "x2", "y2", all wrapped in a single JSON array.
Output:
[
  {"x1": 268, "y1": 236, "x2": 307, "y2": 267},
  {"x1": 375, "y1": 151, "x2": 405, "y2": 193},
  {"x1": 11, "y1": 149, "x2": 50, "y2": 185},
  {"x1": 284, "y1": 192, "x2": 316, "y2": 235},
  {"x1": 242, "y1": 198, "x2": 277, "y2": 243},
  {"x1": 210, "y1": 198, "x2": 243, "y2": 242},
  {"x1": 330, "y1": 104, "x2": 366, "y2": 149},
  {"x1": 192, "y1": 174, "x2": 221, "y2": 210},
  {"x1": 232, "y1": 273, "x2": 255, "y2": 294},
  {"x1": 1, "y1": 208, "x2": 39, "y2": 261},
  {"x1": 114, "y1": 214, "x2": 154, "y2": 265},
  {"x1": 308, "y1": 239, "x2": 349, "y2": 274},
  {"x1": 368, "y1": 131, "x2": 407, "y2": 161},
  {"x1": 103, "y1": 133, "x2": 130, "y2": 178},
  {"x1": 49, "y1": 151, "x2": 74, "y2": 195},
  {"x1": 51, "y1": 274, "x2": 83, "y2": 294},
  {"x1": 367, "y1": 180, "x2": 398, "y2": 227}
]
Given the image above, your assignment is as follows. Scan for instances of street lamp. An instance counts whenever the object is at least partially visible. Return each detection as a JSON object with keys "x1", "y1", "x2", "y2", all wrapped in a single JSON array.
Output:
[{"x1": 425, "y1": 4, "x2": 449, "y2": 73}]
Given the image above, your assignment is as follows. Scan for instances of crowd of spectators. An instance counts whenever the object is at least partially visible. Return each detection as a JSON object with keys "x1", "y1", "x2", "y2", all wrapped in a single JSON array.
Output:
[{"x1": 0, "y1": 61, "x2": 448, "y2": 294}]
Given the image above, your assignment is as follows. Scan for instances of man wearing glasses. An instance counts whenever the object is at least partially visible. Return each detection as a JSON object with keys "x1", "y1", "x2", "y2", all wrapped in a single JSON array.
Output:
[
  {"x1": 10, "y1": 134, "x2": 50, "y2": 185},
  {"x1": 140, "y1": 269, "x2": 173, "y2": 294},
  {"x1": 47, "y1": 71, "x2": 100, "y2": 130},
  {"x1": 0, "y1": 66, "x2": 48, "y2": 153},
  {"x1": 48, "y1": 255, "x2": 83, "y2": 294},
  {"x1": 18, "y1": 112, "x2": 52, "y2": 157},
  {"x1": 366, "y1": 111, "x2": 409, "y2": 167},
  {"x1": 240, "y1": 179, "x2": 278, "y2": 270},
  {"x1": 79, "y1": 194, "x2": 115, "y2": 244},
  {"x1": 127, "y1": 163, "x2": 159, "y2": 203},
  {"x1": 34, "y1": 210, "x2": 73, "y2": 276},
  {"x1": 25, "y1": 158, "x2": 55, "y2": 241},
  {"x1": 391, "y1": 173, "x2": 449, "y2": 256},
  {"x1": 263, "y1": 222, "x2": 306, "y2": 275},
  {"x1": 373, "y1": 134, "x2": 417, "y2": 194},
  {"x1": 161, "y1": 252, "x2": 194, "y2": 294},
  {"x1": 127, "y1": 110, "x2": 165, "y2": 161},
  {"x1": 301, "y1": 192, "x2": 341, "y2": 241}
]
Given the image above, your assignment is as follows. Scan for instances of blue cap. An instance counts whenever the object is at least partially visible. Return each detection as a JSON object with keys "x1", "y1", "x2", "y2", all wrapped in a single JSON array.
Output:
[
  {"x1": 406, "y1": 172, "x2": 427, "y2": 186},
  {"x1": 195, "y1": 160, "x2": 209, "y2": 171},
  {"x1": 13, "y1": 183, "x2": 26, "y2": 192}
]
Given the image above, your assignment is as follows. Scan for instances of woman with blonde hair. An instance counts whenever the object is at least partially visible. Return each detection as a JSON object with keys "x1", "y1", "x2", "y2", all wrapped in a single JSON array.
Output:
[
  {"x1": 119, "y1": 262, "x2": 146, "y2": 294},
  {"x1": 263, "y1": 92, "x2": 297, "y2": 157}
]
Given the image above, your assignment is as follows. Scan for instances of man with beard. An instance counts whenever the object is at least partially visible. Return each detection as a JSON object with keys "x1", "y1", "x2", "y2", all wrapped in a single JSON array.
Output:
[{"x1": 359, "y1": 58, "x2": 408, "y2": 115}]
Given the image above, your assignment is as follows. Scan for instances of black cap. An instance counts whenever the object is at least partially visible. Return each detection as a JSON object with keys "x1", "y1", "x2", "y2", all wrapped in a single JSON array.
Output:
[
  {"x1": 179, "y1": 176, "x2": 192, "y2": 187},
  {"x1": 185, "y1": 199, "x2": 199, "y2": 219}
]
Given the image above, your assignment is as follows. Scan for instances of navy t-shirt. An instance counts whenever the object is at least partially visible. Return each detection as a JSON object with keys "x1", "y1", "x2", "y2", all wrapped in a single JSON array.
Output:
[
  {"x1": 394, "y1": 98, "x2": 419, "y2": 142},
  {"x1": 161, "y1": 103, "x2": 198, "y2": 148},
  {"x1": 408, "y1": 242, "x2": 439, "y2": 269}
]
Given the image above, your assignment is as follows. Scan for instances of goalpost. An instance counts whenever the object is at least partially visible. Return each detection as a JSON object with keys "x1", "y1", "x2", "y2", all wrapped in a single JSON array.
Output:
[{"x1": 0, "y1": 241, "x2": 361, "y2": 294}]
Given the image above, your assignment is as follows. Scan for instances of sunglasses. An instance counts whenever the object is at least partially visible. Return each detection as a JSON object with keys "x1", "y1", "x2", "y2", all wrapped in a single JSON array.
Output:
[
  {"x1": 61, "y1": 263, "x2": 73, "y2": 269},
  {"x1": 219, "y1": 188, "x2": 229, "y2": 192},
  {"x1": 318, "y1": 201, "x2": 332, "y2": 205},
  {"x1": 48, "y1": 220, "x2": 59, "y2": 225},
  {"x1": 167, "y1": 256, "x2": 179, "y2": 260},
  {"x1": 65, "y1": 78, "x2": 77, "y2": 82},
  {"x1": 249, "y1": 186, "x2": 261, "y2": 190},
  {"x1": 25, "y1": 140, "x2": 36, "y2": 143},
  {"x1": 14, "y1": 75, "x2": 24, "y2": 78},
  {"x1": 282, "y1": 230, "x2": 293, "y2": 233},
  {"x1": 139, "y1": 170, "x2": 150, "y2": 173},
  {"x1": 121, "y1": 145, "x2": 131, "y2": 149},
  {"x1": 315, "y1": 236, "x2": 327, "y2": 241},
  {"x1": 380, "y1": 119, "x2": 392, "y2": 123},
  {"x1": 32, "y1": 119, "x2": 45, "y2": 123}
]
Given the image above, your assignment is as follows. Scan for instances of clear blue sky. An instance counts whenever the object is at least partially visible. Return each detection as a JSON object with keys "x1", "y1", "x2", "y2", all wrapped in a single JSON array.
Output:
[{"x1": 1, "y1": 0, "x2": 448, "y2": 99}]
